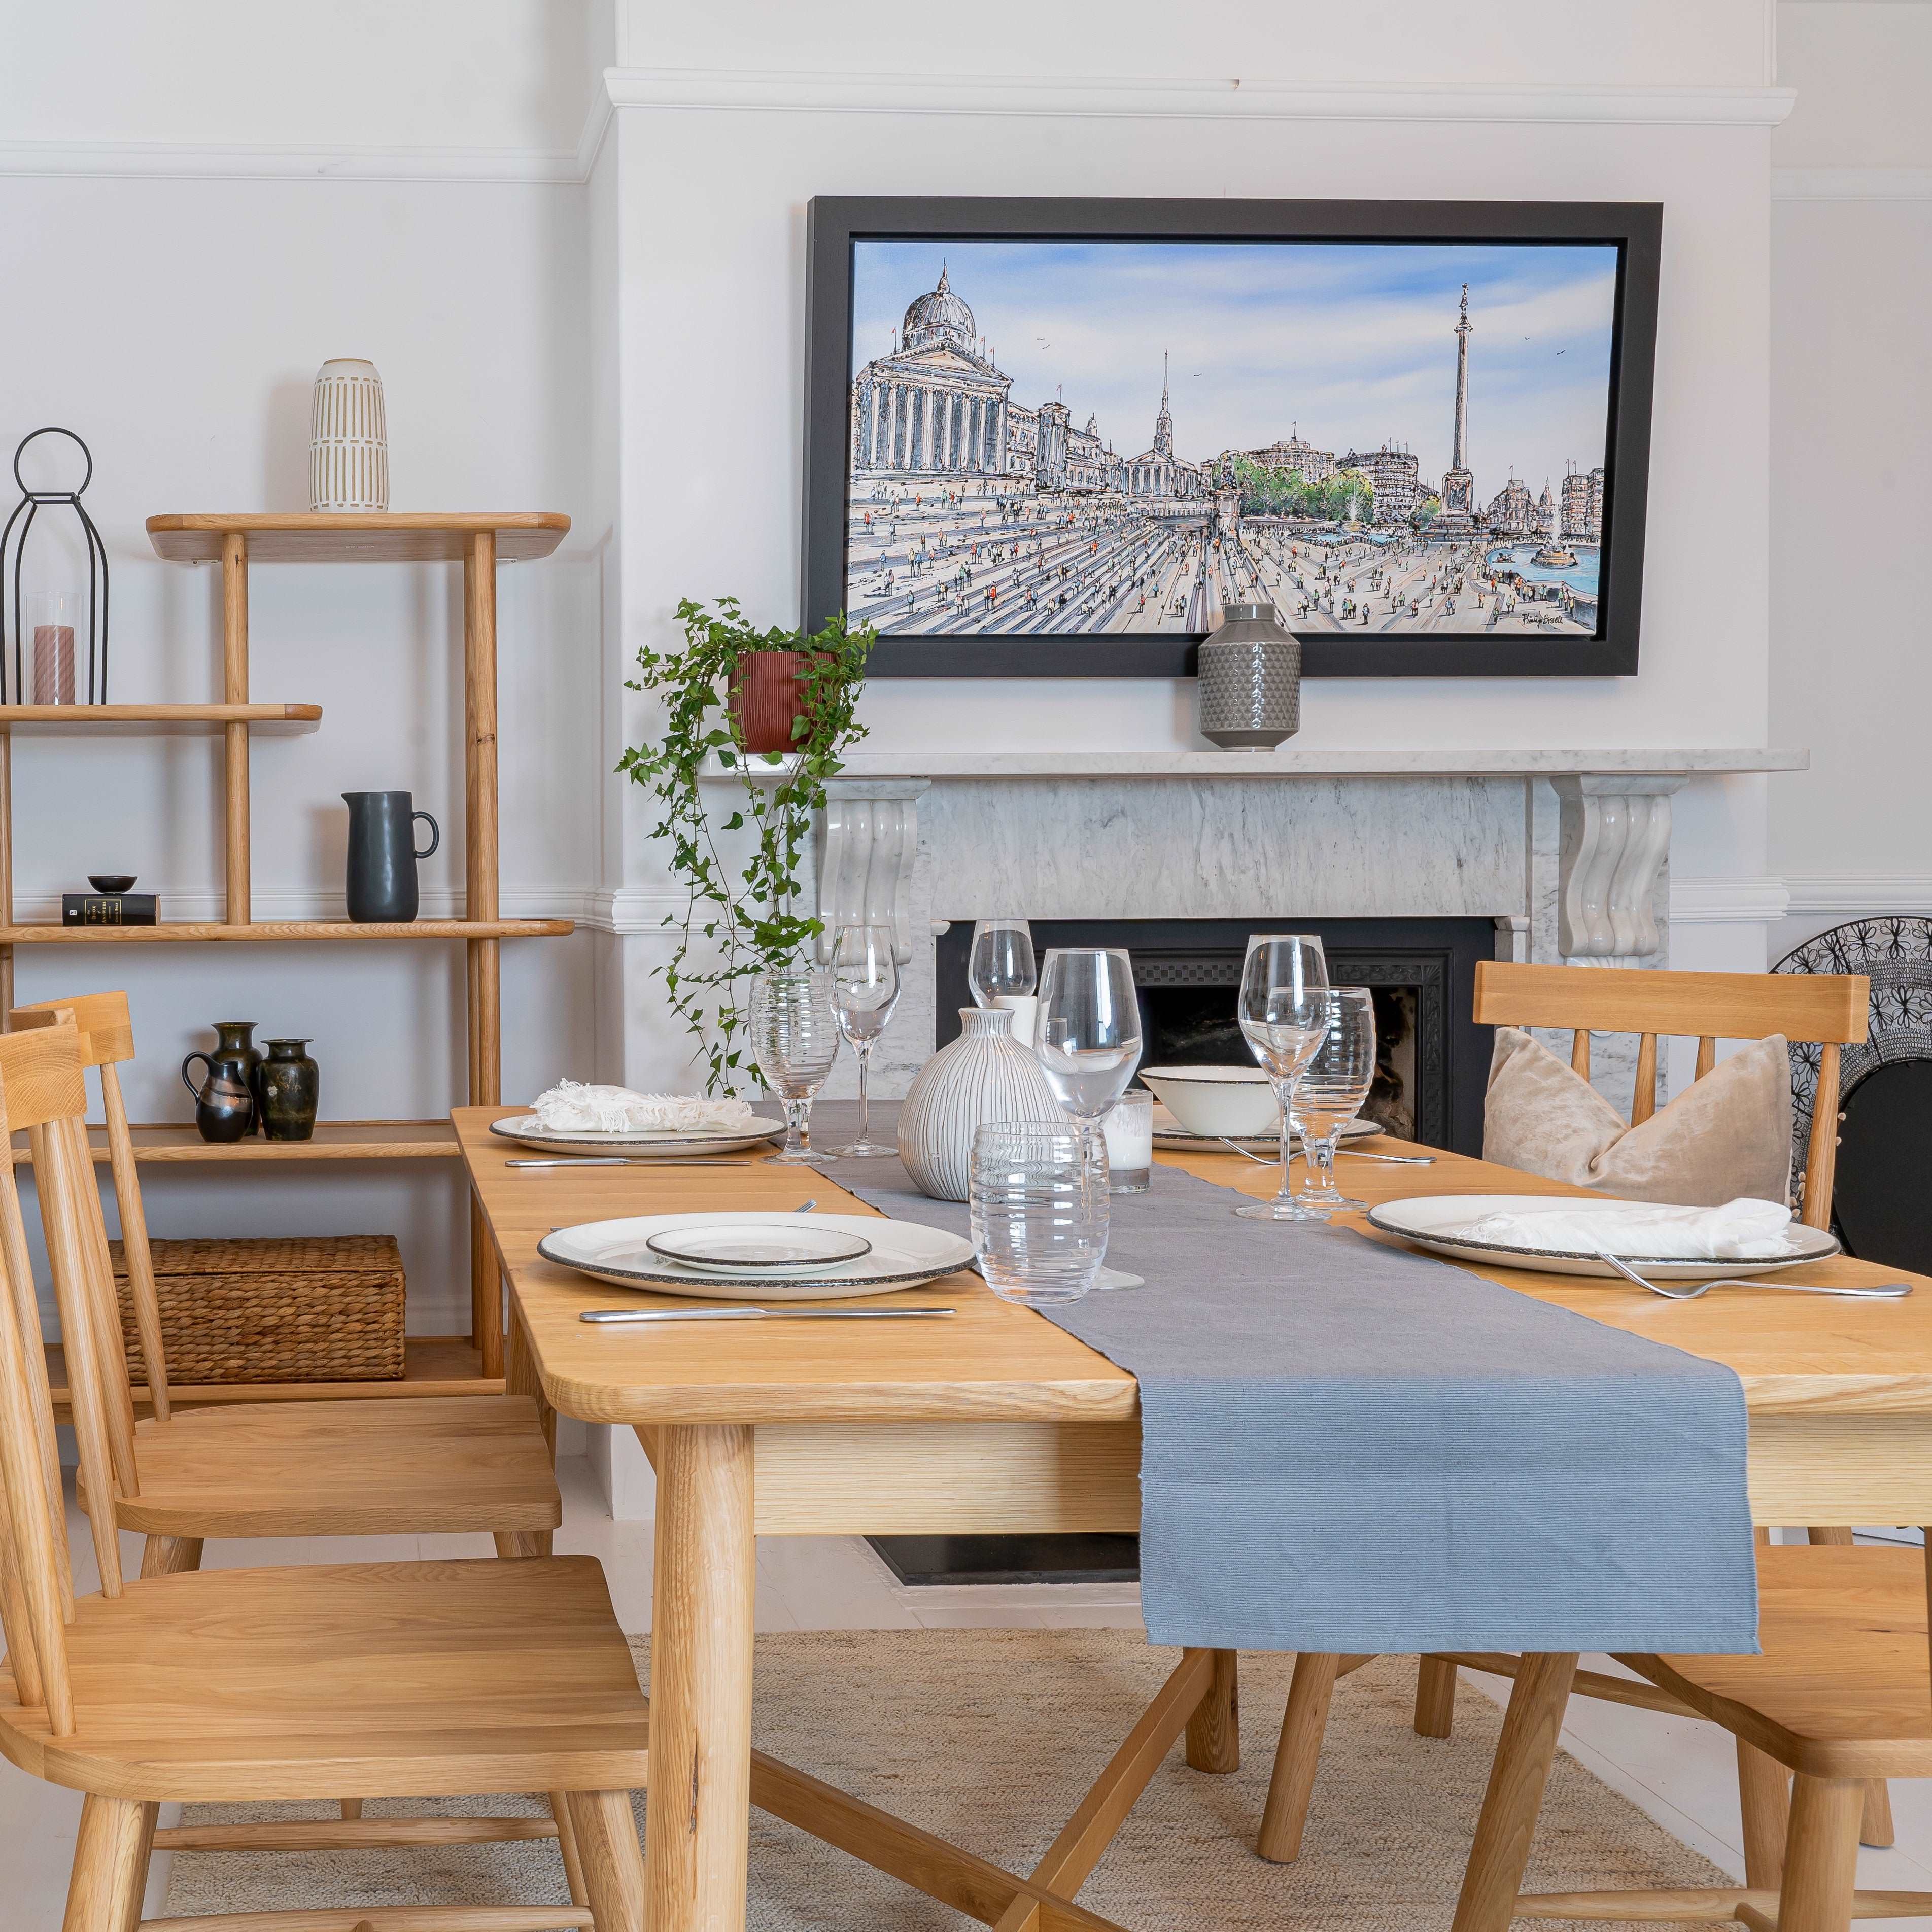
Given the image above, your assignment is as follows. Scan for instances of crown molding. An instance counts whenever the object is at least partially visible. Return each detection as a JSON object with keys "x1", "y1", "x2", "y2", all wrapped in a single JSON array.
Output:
[
  {"x1": 603, "y1": 67, "x2": 1798, "y2": 127},
  {"x1": 1781, "y1": 871, "x2": 1932, "y2": 916},
  {"x1": 0, "y1": 136, "x2": 593, "y2": 185},
  {"x1": 1668, "y1": 875, "x2": 1792, "y2": 924},
  {"x1": 1773, "y1": 166, "x2": 1932, "y2": 200}
]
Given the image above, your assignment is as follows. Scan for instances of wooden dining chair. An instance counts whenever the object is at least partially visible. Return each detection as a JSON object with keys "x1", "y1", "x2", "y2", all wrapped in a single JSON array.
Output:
[
  {"x1": 0, "y1": 1019, "x2": 651, "y2": 1932},
  {"x1": 8, "y1": 996, "x2": 569, "y2": 1855},
  {"x1": 1252, "y1": 959, "x2": 1882, "y2": 1874}
]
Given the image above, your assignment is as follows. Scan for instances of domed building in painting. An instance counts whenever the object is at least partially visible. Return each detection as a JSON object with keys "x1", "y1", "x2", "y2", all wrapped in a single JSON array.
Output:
[{"x1": 850, "y1": 263, "x2": 1015, "y2": 478}]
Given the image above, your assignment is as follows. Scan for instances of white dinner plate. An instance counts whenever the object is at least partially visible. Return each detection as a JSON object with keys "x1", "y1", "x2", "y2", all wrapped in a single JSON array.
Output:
[
  {"x1": 1365, "y1": 1193, "x2": 1842, "y2": 1281},
  {"x1": 1149, "y1": 1103, "x2": 1381, "y2": 1153},
  {"x1": 643, "y1": 1220, "x2": 873, "y2": 1274},
  {"x1": 490, "y1": 1113, "x2": 784, "y2": 1158},
  {"x1": 539, "y1": 1211, "x2": 976, "y2": 1300}
]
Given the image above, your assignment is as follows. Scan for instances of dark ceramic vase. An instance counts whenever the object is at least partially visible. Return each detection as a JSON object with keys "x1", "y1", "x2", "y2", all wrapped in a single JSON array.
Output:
[
  {"x1": 182, "y1": 1020, "x2": 261, "y2": 1142},
  {"x1": 727, "y1": 650, "x2": 811, "y2": 755},
  {"x1": 343, "y1": 790, "x2": 439, "y2": 922},
  {"x1": 257, "y1": 1038, "x2": 319, "y2": 1141}
]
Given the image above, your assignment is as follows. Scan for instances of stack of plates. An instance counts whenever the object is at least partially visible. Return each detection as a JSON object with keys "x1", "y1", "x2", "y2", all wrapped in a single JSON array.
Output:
[
  {"x1": 490, "y1": 1113, "x2": 784, "y2": 1158},
  {"x1": 539, "y1": 1211, "x2": 975, "y2": 1301},
  {"x1": 1149, "y1": 1102, "x2": 1382, "y2": 1154}
]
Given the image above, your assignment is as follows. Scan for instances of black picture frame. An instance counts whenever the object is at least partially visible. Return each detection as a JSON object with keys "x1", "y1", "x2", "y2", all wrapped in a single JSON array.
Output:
[{"x1": 801, "y1": 195, "x2": 1661, "y2": 679}]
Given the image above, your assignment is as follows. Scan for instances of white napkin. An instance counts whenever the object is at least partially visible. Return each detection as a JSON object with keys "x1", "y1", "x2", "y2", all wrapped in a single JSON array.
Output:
[
  {"x1": 531, "y1": 1080, "x2": 757, "y2": 1135},
  {"x1": 1455, "y1": 1196, "x2": 1795, "y2": 1260}
]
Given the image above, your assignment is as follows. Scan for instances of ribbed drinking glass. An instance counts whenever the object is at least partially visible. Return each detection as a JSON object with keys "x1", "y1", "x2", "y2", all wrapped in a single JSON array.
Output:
[
  {"x1": 969, "y1": 1122, "x2": 1109, "y2": 1306},
  {"x1": 749, "y1": 965, "x2": 841, "y2": 1165},
  {"x1": 1290, "y1": 987, "x2": 1377, "y2": 1214}
]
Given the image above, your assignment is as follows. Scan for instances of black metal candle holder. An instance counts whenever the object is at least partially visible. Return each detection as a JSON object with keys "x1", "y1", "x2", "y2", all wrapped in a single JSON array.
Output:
[{"x1": 1, "y1": 427, "x2": 110, "y2": 704}]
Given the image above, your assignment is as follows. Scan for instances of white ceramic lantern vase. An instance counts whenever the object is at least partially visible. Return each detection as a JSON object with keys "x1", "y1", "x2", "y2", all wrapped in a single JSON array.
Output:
[{"x1": 309, "y1": 358, "x2": 389, "y2": 511}]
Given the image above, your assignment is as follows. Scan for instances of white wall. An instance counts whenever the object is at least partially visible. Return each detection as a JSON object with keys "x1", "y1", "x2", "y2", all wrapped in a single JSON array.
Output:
[{"x1": 1767, "y1": 1, "x2": 1932, "y2": 961}]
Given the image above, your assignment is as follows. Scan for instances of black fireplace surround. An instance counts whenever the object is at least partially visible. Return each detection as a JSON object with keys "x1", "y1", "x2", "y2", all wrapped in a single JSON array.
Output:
[{"x1": 935, "y1": 915, "x2": 1496, "y2": 1157}]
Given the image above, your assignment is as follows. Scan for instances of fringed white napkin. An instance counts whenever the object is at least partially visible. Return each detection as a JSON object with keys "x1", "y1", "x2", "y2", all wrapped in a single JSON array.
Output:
[
  {"x1": 531, "y1": 1080, "x2": 758, "y2": 1135},
  {"x1": 1455, "y1": 1197, "x2": 1795, "y2": 1260}
]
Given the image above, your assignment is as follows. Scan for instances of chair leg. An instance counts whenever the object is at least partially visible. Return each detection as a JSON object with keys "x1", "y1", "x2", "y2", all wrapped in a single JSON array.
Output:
[
  {"x1": 119, "y1": 1802, "x2": 158, "y2": 1932},
  {"x1": 339, "y1": 1798, "x2": 364, "y2": 1821},
  {"x1": 1185, "y1": 1648, "x2": 1240, "y2": 1773},
  {"x1": 1737, "y1": 1739, "x2": 1790, "y2": 1886},
  {"x1": 494, "y1": 1529, "x2": 553, "y2": 1559},
  {"x1": 551, "y1": 1791, "x2": 592, "y2": 1911},
  {"x1": 1802, "y1": 1530, "x2": 1894, "y2": 1848},
  {"x1": 138, "y1": 1535, "x2": 203, "y2": 1578},
  {"x1": 566, "y1": 1789, "x2": 646, "y2": 1932},
  {"x1": 62, "y1": 1796, "x2": 153, "y2": 1932},
  {"x1": 1416, "y1": 1654, "x2": 1459, "y2": 1737},
  {"x1": 1777, "y1": 1775, "x2": 1864, "y2": 1932},
  {"x1": 1257, "y1": 1651, "x2": 1340, "y2": 1863}
]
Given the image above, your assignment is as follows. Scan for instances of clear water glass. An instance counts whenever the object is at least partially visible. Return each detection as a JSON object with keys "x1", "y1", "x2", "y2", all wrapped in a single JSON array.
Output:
[
  {"x1": 969, "y1": 918, "x2": 1037, "y2": 1007},
  {"x1": 1291, "y1": 987, "x2": 1377, "y2": 1215},
  {"x1": 827, "y1": 924, "x2": 901, "y2": 1157},
  {"x1": 969, "y1": 1122, "x2": 1109, "y2": 1305},
  {"x1": 749, "y1": 965, "x2": 841, "y2": 1165},
  {"x1": 1234, "y1": 934, "x2": 1331, "y2": 1222}
]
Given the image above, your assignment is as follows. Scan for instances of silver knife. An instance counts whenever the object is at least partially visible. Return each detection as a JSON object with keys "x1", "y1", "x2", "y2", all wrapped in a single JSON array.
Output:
[
  {"x1": 509, "y1": 1157, "x2": 757, "y2": 1168},
  {"x1": 580, "y1": 1306, "x2": 957, "y2": 1324}
]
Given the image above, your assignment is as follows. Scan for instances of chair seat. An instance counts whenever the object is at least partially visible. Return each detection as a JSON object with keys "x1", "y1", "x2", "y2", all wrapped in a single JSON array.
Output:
[
  {"x1": 0, "y1": 1556, "x2": 650, "y2": 1801},
  {"x1": 1627, "y1": 1544, "x2": 1932, "y2": 1778},
  {"x1": 93, "y1": 1395, "x2": 562, "y2": 1538}
]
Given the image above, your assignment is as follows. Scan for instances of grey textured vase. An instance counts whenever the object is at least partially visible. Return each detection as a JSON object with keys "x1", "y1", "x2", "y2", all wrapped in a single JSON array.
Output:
[
  {"x1": 1197, "y1": 602, "x2": 1301, "y2": 749},
  {"x1": 897, "y1": 1006, "x2": 1061, "y2": 1202}
]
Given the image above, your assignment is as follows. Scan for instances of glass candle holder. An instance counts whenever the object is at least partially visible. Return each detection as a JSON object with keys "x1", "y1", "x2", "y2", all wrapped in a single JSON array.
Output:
[{"x1": 1100, "y1": 1088, "x2": 1154, "y2": 1193}]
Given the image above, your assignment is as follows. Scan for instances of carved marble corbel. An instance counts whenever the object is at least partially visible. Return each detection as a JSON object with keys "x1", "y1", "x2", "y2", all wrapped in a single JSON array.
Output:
[
  {"x1": 814, "y1": 779, "x2": 929, "y2": 964},
  {"x1": 1552, "y1": 774, "x2": 1687, "y2": 959}
]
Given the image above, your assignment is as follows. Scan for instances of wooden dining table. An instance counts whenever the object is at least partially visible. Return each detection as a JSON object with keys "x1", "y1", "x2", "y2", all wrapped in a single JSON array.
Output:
[{"x1": 457, "y1": 1102, "x2": 1932, "y2": 1932}]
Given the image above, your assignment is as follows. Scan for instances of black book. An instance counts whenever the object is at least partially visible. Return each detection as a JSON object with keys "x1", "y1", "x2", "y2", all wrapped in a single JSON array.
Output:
[{"x1": 61, "y1": 893, "x2": 158, "y2": 926}]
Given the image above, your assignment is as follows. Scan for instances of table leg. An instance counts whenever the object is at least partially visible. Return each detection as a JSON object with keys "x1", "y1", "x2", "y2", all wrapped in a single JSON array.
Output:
[
  {"x1": 1449, "y1": 1651, "x2": 1577, "y2": 1932},
  {"x1": 1184, "y1": 1648, "x2": 1239, "y2": 1773},
  {"x1": 643, "y1": 1423, "x2": 755, "y2": 1932}
]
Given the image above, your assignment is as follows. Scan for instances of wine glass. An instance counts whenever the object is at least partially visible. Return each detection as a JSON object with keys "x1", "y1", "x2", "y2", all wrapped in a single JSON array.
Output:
[
  {"x1": 1234, "y1": 934, "x2": 1331, "y2": 1222},
  {"x1": 1291, "y1": 987, "x2": 1377, "y2": 1215},
  {"x1": 1034, "y1": 948, "x2": 1146, "y2": 1289},
  {"x1": 749, "y1": 965, "x2": 841, "y2": 1165},
  {"x1": 969, "y1": 918, "x2": 1037, "y2": 1017},
  {"x1": 827, "y1": 924, "x2": 901, "y2": 1157}
]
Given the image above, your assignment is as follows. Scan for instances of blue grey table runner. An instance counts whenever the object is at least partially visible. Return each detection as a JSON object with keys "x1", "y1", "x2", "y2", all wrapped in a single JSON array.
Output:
[{"x1": 827, "y1": 1120, "x2": 1757, "y2": 1657}]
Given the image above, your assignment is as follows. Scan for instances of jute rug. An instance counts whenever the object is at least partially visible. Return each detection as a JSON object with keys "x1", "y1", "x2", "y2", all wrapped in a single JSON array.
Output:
[{"x1": 163, "y1": 1632, "x2": 1724, "y2": 1929}]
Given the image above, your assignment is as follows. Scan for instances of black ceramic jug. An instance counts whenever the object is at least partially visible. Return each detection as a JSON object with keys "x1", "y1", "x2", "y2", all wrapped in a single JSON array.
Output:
[
  {"x1": 182, "y1": 1020, "x2": 260, "y2": 1142},
  {"x1": 343, "y1": 791, "x2": 439, "y2": 923}
]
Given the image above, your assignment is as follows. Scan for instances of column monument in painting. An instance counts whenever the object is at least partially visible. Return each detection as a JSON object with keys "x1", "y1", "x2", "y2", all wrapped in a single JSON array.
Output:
[{"x1": 1434, "y1": 286, "x2": 1479, "y2": 537}]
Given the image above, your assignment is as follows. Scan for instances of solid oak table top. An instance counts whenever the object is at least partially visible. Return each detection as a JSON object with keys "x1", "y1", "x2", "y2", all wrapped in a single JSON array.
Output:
[{"x1": 455, "y1": 1105, "x2": 1932, "y2": 1426}]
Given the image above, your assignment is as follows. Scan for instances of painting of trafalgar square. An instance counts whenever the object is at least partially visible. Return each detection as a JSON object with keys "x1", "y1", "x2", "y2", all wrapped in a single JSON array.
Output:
[{"x1": 844, "y1": 238, "x2": 1620, "y2": 646}]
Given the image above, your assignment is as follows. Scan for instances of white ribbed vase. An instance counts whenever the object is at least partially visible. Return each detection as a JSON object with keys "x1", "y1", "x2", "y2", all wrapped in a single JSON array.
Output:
[
  {"x1": 896, "y1": 1006, "x2": 1061, "y2": 1202},
  {"x1": 309, "y1": 358, "x2": 390, "y2": 511}
]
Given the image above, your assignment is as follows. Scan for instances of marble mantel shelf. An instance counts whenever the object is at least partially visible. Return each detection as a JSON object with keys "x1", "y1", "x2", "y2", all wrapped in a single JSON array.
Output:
[{"x1": 814, "y1": 746, "x2": 1807, "y2": 779}]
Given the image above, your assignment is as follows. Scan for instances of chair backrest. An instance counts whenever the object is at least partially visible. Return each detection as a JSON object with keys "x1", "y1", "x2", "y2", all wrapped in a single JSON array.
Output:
[
  {"x1": 0, "y1": 1023, "x2": 122, "y2": 1738},
  {"x1": 9, "y1": 994, "x2": 169, "y2": 1421},
  {"x1": 1473, "y1": 960, "x2": 1871, "y2": 1229}
]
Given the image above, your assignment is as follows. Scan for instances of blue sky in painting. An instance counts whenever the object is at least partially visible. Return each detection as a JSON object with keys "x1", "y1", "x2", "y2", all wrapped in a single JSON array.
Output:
[{"x1": 852, "y1": 239, "x2": 1617, "y2": 497}]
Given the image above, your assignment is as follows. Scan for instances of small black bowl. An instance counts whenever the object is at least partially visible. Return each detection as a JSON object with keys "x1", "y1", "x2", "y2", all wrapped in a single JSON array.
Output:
[{"x1": 87, "y1": 874, "x2": 137, "y2": 894}]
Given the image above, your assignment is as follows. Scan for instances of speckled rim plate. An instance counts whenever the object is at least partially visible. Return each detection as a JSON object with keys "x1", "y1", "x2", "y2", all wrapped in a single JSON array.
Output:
[
  {"x1": 490, "y1": 1113, "x2": 784, "y2": 1158},
  {"x1": 643, "y1": 1220, "x2": 874, "y2": 1274},
  {"x1": 1366, "y1": 1193, "x2": 1841, "y2": 1281},
  {"x1": 538, "y1": 1211, "x2": 975, "y2": 1301}
]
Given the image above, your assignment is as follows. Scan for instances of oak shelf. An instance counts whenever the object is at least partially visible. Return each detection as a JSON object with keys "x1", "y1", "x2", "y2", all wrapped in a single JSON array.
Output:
[
  {"x1": 0, "y1": 919, "x2": 572, "y2": 943},
  {"x1": 47, "y1": 1334, "x2": 502, "y2": 1418},
  {"x1": 146, "y1": 512, "x2": 570, "y2": 565},
  {"x1": 10, "y1": 1120, "x2": 459, "y2": 1165},
  {"x1": 0, "y1": 703, "x2": 321, "y2": 735}
]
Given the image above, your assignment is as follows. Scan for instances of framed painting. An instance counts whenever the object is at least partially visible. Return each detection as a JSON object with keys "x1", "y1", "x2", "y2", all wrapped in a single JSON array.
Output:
[{"x1": 800, "y1": 197, "x2": 1661, "y2": 678}]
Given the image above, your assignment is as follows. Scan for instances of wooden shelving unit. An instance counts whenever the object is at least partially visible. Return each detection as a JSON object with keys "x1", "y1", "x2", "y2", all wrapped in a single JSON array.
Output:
[{"x1": 0, "y1": 511, "x2": 574, "y2": 1394}]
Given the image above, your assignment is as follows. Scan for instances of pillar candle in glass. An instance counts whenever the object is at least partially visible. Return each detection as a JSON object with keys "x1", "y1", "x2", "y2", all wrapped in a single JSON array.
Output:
[
  {"x1": 1100, "y1": 1088, "x2": 1154, "y2": 1193},
  {"x1": 30, "y1": 592, "x2": 80, "y2": 705}
]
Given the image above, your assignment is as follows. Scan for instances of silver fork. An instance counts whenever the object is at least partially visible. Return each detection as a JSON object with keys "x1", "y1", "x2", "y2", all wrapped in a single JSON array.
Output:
[
  {"x1": 1593, "y1": 1248, "x2": 1912, "y2": 1301},
  {"x1": 1216, "y1": 1138, "x2": 1436, "y2": 1167}
]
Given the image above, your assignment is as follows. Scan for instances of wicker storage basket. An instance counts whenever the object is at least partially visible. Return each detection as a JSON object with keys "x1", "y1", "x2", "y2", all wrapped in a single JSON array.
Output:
[{"x1": 110, "y1": 1235, "x2": 407, "y2": 1386}]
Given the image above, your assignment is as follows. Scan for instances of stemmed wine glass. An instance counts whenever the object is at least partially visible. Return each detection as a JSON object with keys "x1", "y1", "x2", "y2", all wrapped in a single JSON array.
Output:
[
  {"x1": 749, "y1": 964, "x2": 841, "y2": 1165},
  {"x1": 1034, "y1": 948, "x2": 1145, "y2": 1288},
  {"x1": 968, "y1": 919, "x2": 1037, "y2": 1006},
  {"x1": 1291, "y1": 987, "x2": 1377, "y2": 1215},
  {"x1": 827, "y1": 923, "x2": 901, "y2": 1157},
  {"x1": 1234, "y1": 934, "x2": 1331, "y2": 1222}
]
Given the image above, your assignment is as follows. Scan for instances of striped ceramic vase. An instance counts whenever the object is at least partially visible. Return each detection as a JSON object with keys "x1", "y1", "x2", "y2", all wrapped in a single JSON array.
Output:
[{"x1": 896, "y1": 1006, "x2": 1061, "y2": 1202}]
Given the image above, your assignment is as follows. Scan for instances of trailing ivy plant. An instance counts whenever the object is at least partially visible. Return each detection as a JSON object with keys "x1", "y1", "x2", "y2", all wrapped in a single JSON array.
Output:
[{"x1": 618, "y1": 596, "x2": 875, "y2": 1094}]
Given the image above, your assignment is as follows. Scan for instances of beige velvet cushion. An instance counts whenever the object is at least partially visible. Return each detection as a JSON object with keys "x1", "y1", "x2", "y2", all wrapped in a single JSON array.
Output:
[{"x1": 1482, "y1": 1027, "x2": 1793, "y2": 1207}]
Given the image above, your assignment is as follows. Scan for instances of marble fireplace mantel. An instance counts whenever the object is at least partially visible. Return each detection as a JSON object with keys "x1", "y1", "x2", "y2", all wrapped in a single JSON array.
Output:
[{"x1": 808, "y1": 746, "x2": 1807, "y2": 780}]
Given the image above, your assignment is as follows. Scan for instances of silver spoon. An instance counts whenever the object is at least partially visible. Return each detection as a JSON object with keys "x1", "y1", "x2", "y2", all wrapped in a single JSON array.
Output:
[
  {"x1": 1215, "y1": 1138, "x2": 1436, "y2": 1167},
  {"x1": 1593, "y1": 1247, "x2": 1912, "y2": 1302}
]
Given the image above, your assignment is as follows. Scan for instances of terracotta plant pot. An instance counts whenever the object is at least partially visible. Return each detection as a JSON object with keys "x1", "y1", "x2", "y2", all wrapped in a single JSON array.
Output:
[{"x1": 728, "y1": 649, "x2": 812, "y2": 755}]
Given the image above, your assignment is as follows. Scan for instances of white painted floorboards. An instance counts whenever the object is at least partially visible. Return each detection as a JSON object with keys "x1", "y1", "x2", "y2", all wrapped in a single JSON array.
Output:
[{"x1": 6, "y1": 1459, "x2": 1930, "y2": 1928}]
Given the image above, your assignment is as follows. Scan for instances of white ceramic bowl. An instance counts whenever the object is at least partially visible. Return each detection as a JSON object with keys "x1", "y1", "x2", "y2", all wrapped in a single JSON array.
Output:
[{"x1": 1140, "y1": 1065, "x2": 1282, "y2": 1138}]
